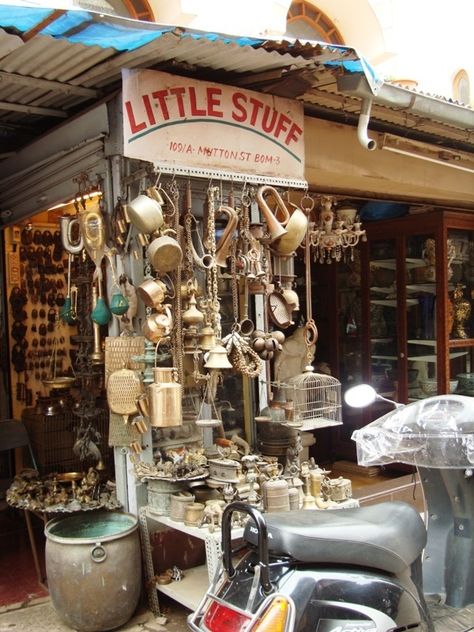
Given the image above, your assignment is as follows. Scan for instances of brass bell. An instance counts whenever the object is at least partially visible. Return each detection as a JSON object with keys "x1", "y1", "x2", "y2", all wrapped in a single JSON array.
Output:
[
  {"x1": 204, "y1": 343, "x2": 233, "y2": 369},
  {"x1": 199, "y1": 325, "x2": 216, "y2": 351}
]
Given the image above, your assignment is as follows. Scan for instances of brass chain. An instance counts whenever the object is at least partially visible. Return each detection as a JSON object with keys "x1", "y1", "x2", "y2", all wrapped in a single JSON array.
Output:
[
  {"x1": 206, "y1": 186, "x2": 221, "y2": 337},
  {"x1": 183, "y1": 180, "x2": 194, "y2": 276},
  {"x1": 230, "y1": 237, "x2": 239, "y2": 324},
  {"x1": 168, "y1": 179, "x2": 184, "y2": 384}
]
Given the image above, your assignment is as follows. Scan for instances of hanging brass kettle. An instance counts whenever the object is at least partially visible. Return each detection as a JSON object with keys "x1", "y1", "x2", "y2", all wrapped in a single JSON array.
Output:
[
  {"x1": 256, "y1": 186, "x2": 290, "y2": 243},
  {"x1": 215, "y1": 205, "x2": 239, "y2": 267},
  {"x1": 273, "y1": 203, "x2": 308, "y2": 255}
]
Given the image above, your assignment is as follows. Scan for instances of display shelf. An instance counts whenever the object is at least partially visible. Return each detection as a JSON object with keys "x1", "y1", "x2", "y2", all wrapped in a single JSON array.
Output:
[
  {"x1": 406, "y1": 284, "x2": 437, "y2": 294},
  {"x1": 370, "y1": 286, "x2": 396, "y2": 294},
  {"x1": 369, "y1": 258, "x2": 425, "y2": 270},
  {"x1": 407, "y1": 351, "x2": 468, "y2": 362},
  {"x1": 154, "y1": 513, "x2": 244, "y2": 542},
  {"x1": 371, "y1": 299, "x2": 418, "y2": 307},
  {"x1": 139, "y1": 505, "x2": 244, "y2": 614},
  {"x1": 155, "y1": 565, "x2": 208, "y2": 611},
  {"x1": 406, "y1": 284, "x2": 455, "y2": 294},
  {"x1": 320, "y1": 211, "x2": 473, "y2": 461},
  {"x1": 408, "y1": 339, "x2": 436, "y2": 347}
]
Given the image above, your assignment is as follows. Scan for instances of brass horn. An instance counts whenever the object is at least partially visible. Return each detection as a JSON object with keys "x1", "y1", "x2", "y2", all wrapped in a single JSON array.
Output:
[
  {"x1": 256, "y1": 186, "x2": 290, "y2": 243},
  {"x1": 59, "y1": 215, "x2": 83, "y2": 254},
  {"x1": 188, "y1": 222, "x2": 214, "y2": 270},
  {"x1": 215, "y1": 205, "x2": 239, "y2": 268}
]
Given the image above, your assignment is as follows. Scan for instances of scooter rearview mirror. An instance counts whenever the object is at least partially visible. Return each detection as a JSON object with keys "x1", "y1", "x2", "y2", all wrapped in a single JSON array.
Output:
[
  {"x1": 344, "y1": 383, "x2": 402, "y2": 409},
  {"x1": 344, "y1": 384, "x2": 377, "y2": 408}
]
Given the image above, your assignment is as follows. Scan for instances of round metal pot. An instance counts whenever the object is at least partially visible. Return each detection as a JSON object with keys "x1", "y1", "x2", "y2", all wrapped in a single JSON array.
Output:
[{"x1": 45, "y1": 511, "x2": 141, "y2": 632}]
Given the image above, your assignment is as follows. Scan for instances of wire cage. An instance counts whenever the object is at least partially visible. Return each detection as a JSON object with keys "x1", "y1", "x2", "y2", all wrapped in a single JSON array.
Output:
[{"x1": 266, "y1": 372, "x2": 343, "y2": 432}]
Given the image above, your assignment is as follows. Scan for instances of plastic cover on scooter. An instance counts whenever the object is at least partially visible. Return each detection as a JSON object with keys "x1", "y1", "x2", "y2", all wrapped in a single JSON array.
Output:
[{"x1": 352, "y1": 394, "x2": 474, "y2": 468}]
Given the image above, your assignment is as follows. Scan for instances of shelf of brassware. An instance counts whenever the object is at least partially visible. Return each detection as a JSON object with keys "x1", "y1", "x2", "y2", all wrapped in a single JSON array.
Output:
[{"x1": 139, "y1": 506, "x2": 244, "y2": 613}]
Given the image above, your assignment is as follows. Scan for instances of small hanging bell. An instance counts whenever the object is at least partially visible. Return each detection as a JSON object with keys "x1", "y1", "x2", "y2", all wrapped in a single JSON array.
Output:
[
  {"x1": 182, "y1": 294, "x2": 204, "y2": 327},
  {"x1": 204, "y1": 342, "x2": 233, "y2": 369}
]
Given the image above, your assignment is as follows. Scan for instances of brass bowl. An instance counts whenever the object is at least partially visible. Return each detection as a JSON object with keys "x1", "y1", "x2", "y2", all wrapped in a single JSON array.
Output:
[
  {"x1": 56, "y1": 472, "x2": 84, "y2": 482},
  {"x1": 42, "y1": 376, "x2": 76, "y2": 390}
]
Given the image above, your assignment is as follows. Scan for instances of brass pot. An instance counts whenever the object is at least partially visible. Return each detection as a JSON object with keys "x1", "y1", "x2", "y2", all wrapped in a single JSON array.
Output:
[
  {"x1": 137, "y1": 278, "x2": 168, "y2": 308},
  {"x1": 147, "y1": 229, "x2": 183, "y2": 273},
  {"x1": 127, "y1": 194, "x2": 163, "y2": 234}
]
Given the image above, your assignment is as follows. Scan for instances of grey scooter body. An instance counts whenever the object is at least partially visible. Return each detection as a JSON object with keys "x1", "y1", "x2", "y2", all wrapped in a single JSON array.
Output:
[{"x1": 188, "y1": 501, "x2": 433, "y2": 631}]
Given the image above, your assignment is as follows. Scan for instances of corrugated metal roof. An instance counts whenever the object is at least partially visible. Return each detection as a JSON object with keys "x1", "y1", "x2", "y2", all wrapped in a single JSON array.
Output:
[{"x1": 0, "y1": 4, "x2": 472, "y2": 157}]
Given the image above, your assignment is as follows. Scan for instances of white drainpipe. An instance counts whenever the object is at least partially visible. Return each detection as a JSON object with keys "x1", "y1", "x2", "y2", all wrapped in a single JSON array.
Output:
[{"x1": 357, "y1": 97, "x2": 377, "y2": 151}]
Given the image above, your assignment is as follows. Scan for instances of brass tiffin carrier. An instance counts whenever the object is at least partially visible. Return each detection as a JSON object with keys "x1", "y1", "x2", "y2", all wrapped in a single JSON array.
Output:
[{"x1": 147, "y1": 367, "x2": 183, "y2": 427}]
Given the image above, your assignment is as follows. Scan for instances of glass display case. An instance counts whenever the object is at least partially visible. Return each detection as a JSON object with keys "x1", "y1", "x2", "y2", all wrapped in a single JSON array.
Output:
[
  {"x1": 313, "y1": 209, "x2": 474, "y2": 462},
  {"x1": 363, "y1": 211, "x2": 474, "y2": 405}
]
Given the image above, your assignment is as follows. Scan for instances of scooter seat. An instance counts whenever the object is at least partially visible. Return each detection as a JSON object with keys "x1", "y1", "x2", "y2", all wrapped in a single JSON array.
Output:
[{"x1": 244, "y1": 501, "x2": 426, "y2": 574}]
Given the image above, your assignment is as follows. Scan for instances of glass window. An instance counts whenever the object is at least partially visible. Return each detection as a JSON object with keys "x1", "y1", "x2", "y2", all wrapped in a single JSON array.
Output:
[
  {"x1": 453, "y1": 70, "x2": 471, "y2": 105},
  {"x1": 286, "y1": 1, "x2": 344, "y2": 44}
]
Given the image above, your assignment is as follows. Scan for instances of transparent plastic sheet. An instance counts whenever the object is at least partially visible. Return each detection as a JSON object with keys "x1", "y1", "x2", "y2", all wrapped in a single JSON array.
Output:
[{"x1": 352, "y1": 395, "x2": 474, "y2": 468}]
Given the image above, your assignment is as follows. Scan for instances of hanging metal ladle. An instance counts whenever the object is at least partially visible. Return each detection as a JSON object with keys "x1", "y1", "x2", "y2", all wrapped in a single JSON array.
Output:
[
  {"x1": 42, "y1": 316, "x2": 76, "y2": 391},
  {"x1": 60, "y1": 253, "x2": 78, "y2": 325}
]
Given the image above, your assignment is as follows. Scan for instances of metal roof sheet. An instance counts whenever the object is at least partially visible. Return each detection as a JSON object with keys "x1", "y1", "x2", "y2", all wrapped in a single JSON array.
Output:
[{"x1": 0, "y1": 4, "x2": 472, "y2": 158}]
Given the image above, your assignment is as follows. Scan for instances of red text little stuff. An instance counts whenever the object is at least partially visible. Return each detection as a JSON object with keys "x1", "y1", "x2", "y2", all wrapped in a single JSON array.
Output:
[{"x1": 125, "y1": 85, "x2": 302, "y2": 147}]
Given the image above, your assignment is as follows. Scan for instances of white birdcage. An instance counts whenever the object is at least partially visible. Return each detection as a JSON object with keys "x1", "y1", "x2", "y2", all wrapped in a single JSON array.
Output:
[{"x1": 267, "y1": 370, "x2": 342, "y2": 432}]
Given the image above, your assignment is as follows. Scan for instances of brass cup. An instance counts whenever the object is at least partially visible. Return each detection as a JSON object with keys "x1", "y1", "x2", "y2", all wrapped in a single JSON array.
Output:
[{"x1": 184, "y1": 502, "x2": 205, "y2": 527}]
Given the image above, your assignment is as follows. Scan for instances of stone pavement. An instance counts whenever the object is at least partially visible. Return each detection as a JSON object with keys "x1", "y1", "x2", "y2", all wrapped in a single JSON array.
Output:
[{"x1": 0, "y1": 595, "x2": 190, "y2": 632}]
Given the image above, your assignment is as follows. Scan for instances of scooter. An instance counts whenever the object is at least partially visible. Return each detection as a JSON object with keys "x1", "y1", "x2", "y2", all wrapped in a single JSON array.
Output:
[{"x1": 187, "y1": 388, "x2": 474, "y2": 632}]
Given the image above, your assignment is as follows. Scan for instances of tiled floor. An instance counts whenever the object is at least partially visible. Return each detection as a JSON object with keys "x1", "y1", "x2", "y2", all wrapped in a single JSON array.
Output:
[{"x1": 0, "y1": 506, "x2": 48, "y2": 608}]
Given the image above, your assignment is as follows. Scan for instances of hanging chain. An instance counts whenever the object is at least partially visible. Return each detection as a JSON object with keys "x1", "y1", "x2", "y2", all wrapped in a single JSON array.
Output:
[
  {"x1": 183, "y1": 180, "x2": 195, "y2": 276},
  {"x1": 207, "y1": 186, "x2": 221, "y2": 337},
  {"x1": 169, "y1": 178, "x2": 184, "y2": 385},
  {"x1": 304, "y1": 209, "x2": 318, "y2": 363}
]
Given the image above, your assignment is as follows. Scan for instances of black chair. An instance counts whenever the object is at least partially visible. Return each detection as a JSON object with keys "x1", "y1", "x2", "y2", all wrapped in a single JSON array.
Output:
[{"x1": 0, "y1": 419, "x2": 46, "y2": 587}]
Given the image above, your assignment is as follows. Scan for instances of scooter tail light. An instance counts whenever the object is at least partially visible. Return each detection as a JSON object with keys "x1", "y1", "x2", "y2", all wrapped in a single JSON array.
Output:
[
  {"x1": 202, "y1": 599, "x2": 252, "y2": 631},
  {"x1": 251, "y1": 596, "x2": 290, "y2": 632}
]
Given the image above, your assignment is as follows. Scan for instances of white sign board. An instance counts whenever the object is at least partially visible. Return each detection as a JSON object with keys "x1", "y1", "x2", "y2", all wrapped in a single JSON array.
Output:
[{"x1": 122, "y1": 69, "x2": 305, "y2": 180}]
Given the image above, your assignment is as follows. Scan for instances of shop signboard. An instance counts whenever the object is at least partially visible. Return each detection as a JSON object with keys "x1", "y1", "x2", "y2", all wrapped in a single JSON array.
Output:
[{"x1": 122, "y1": 69, "x2": 305, "y2": 179}]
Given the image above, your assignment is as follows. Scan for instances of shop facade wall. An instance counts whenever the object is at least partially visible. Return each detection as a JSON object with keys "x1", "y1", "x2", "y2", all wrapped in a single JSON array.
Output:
[{"x1": 304, "y1": 116, "x2": 474, "y2": 209}]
